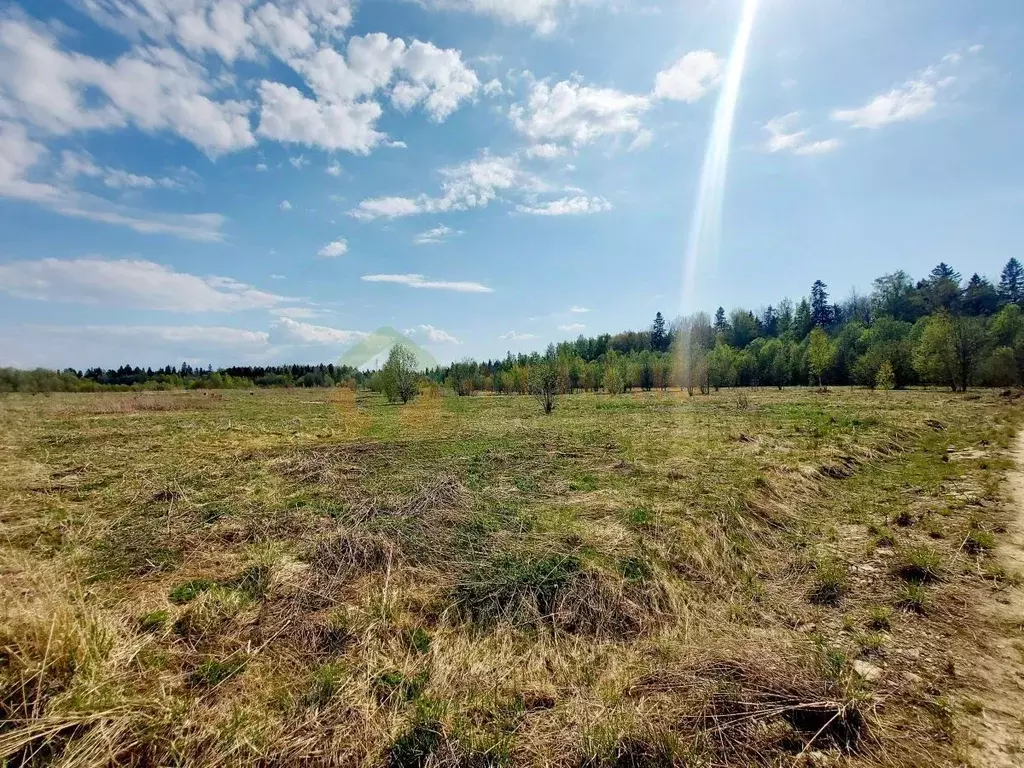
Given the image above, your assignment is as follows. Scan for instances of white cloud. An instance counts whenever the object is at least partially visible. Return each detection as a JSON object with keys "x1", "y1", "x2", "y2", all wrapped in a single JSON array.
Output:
[
  {"x1": 59, "y1": 151, "x2": 183, "y2": 190},
  {"x1": 525, "y1": 142, "x2": 566, "y2": 159},
  {"x1": 404, "y1": 324, "x2": 461, "y2": 344},
  {"x1": 289, "y1": 154, "x2": 310, "y2": 168},
  {"x1": 483, "y1": 78, "x2": 505, "y2": 97},
  {"x1": 653, "y1": 50, "x2": 723, "y2": 102},
  {"x1": 270, "y1": 316, "x2": 366, "y2": 344},
  {"x1": 361, "y1": 273, "x2": 493, "y2": 293},
  {"x1": 256, "y1": 80, "x2": 386, "y2": 154},
  {"x1": 270, "y1": 306, "x2": 322, "y2": 318},
  {"x1": 279, "y1": 199, "x2": 293, "y2": 210},
  {"x1": 318, "y1": 238, "x2": 348, "y2": 257},
  {"x1": 510, "y1": 78, "x2": 651, "y2": 146},
  {"x1": 793, "y1": 138, "x2": 843, "y2": 155},
  {"x1": 829, "y1": 49, "x2": 977, "y2": 130},
  {"x1": 569, "y1": 305, "x2": 590, "y2": 313},
  {"x1": 270, "y1": 273, "x2": 286, "y2": 279},
  {"x1": 352, "y1": 154, "x2": 526, "y2": 219},
  {"x1": 414, "y1": 224, "x2": 462, "y2": 245},
  {"x1": 558, "y1": 323, "x2": 586, "y2": 332},
  {"x1": 500, "y1": 331, "x2": 538, "y2": 341},
  {"x1": 0, "y1": 258, "x2": 286, "y2": 312},
  {"x1": 0, "y1": 19, "x2": 255, "y2": 155},
  {"x1": 762, "y1": 112, "x2": 841, "y2": 156},
  {"x1": 256, "y1": 162, "x2": 268, "y2": 171},
  {"x1": 326, "y1": 161, "x2": 342, "y2": 176},
  {"x1": 415, "y1": 0, "x2": 600, "y2": 34},
  {"x1": 516, "y1": 195, "x2": 611, "y2": 216},
  {"x1": 0, "y1": 123, "x2": 224, "y2": 240}
]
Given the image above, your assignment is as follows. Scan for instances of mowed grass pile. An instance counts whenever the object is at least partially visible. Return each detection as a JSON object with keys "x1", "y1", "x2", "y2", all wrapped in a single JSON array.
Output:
[{"x1": 0, "y1": 386, "x2": 1021, "y2": 766}]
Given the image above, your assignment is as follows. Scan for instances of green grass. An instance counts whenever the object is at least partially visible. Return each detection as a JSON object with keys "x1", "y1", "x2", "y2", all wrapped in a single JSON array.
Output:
[{"x1": 1, "y1": 386, "x2": 1022, "y2": 767}]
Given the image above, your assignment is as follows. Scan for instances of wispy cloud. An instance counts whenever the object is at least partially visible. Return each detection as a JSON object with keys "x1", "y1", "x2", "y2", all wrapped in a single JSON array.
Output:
[
  {"x1": 0, "y1": 258, "x2": 287, "y2": 312},
  {"x1": 558, "y1": 323, "x2": 586, "y2": 332},
  {"x1": 414, "y1": 224, "x2": 462, "y2": 245},
  {"x1": 361, "y1": 273, "x2": 493, "y2": 293}
]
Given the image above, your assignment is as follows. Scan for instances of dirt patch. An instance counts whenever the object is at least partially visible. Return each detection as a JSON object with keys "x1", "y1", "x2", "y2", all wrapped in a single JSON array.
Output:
[{"x1": 967, "y1": 432, "x2": 1024, "y2": 767}]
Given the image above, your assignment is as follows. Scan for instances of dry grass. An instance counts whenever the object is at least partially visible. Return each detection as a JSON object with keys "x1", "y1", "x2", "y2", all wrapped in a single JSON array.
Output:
[{"x1": 1, "y1": 387, "x2": 1022, "y2": 766}]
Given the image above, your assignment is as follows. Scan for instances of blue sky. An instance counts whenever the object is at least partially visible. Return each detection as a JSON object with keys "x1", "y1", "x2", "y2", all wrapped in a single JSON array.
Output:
[{"x1": 0, "y1": 0, "x2": 1020, "y2": 369}]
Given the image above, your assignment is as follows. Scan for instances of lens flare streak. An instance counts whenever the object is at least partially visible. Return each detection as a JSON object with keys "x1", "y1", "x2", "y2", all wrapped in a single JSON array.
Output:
[{"x1": 680, "y1": 0, "x2": 761, "y2": 314}]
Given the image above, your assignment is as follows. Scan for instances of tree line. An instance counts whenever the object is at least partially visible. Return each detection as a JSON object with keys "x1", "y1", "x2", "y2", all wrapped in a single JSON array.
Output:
[
  {"x1": 4, "y1": 258, "x2": 1024, "y2": 397},
  {"x1": 421, "y1": 259, "x2": 1024, "y2": 398}
]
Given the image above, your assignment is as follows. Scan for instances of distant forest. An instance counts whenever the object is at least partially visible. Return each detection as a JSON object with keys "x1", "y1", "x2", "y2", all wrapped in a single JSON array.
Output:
[{"x1": 5, "y1": 258, "x2": 1024, "y2": 394}]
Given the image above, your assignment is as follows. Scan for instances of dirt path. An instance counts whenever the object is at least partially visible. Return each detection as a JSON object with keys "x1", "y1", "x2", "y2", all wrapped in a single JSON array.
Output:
[{"x1": 967, "y1": 432, "x2": 1024, "y2": 766}]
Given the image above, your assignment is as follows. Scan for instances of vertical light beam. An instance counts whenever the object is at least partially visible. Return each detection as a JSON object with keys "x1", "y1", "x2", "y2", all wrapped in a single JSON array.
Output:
[{"x1": 680, "y1": 0, "x2": 760, "y2": 315}]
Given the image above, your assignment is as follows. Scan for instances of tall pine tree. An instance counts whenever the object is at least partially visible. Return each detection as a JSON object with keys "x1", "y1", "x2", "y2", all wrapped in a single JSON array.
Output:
[{"x1": 999, "y1": 258, "x2": 1024, "y2": 306}]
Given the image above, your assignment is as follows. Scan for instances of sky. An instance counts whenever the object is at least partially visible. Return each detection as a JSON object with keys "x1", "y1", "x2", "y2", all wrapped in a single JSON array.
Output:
[{"x1": 0, "y1": 0, "x2": 1021, "y2": 369}]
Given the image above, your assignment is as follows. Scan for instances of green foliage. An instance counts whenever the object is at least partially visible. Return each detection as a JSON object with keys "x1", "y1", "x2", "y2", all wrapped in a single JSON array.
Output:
[
  {"x1": 875, "y1": 361, "x2": 896, "y2": 391},
  {"x1": 809, "y1": 558, "x2": 848, "y2": 605},
  {"x1": 169, "y1": 579, "x2": 215, "y2": 604},
  {"x1": 139, "y1": 609, "x2": 170, "y2": 632},
  {"x1": 381, "y1": 344, "x2": 421, "y2": 404},
  {"x1": 896, "y1": 546, "x2": 944, "y2": 583},
  {"x1": 191, "y1": 657, "x2": 246, "y2": 687},
  {"x1": 807, "y1": 328, "x2": 836, "y2": 387}
]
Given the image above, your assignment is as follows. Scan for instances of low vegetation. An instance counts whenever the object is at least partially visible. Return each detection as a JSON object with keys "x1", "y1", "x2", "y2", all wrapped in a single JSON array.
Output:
[{"x1": 2, "y1": 385, "x2": 1022, "y2": 766}]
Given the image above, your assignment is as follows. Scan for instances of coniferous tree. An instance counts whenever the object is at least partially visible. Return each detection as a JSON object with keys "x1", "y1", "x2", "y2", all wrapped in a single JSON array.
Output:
[
  {"x1": 962, "y1": 274, "x2": 1000, "y2": 316},
  {"x1": 999, "y1": 258, "x2": 1024, "y2": 307},
  {"x1": 714, "y1": 307, "x2": 728, "y2": 332},
  {"x1": 651, "y1": 312, "x2": 668, "y2": 352},
  {"x1": 810, "y1": 281, "x2": 831, "y2": 327}
]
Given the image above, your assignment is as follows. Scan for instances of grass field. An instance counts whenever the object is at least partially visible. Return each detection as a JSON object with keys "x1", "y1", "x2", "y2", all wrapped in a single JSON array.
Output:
[{"x1": 2, "y1": 387, "x2": 1023, "y2": 766}]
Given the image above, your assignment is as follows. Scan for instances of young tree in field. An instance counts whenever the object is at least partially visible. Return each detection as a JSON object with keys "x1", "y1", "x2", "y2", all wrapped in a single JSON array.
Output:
[
  {"x1": 381, "y1": 344, "x2": 419, "y2": 403},
  {"x1": 807, "y1": 327, "x2": 836, "y2": 387},
  {"x1": 603, "y1": 351, "x2": 625, "y2": 394},
  {"x1": 999, "y1": 257, "x2": 1024, "y2": 307},
  {"x1": 875, "y1": 360, "x2": 896, "y2": 390},
  {"x1": 530, "y1": 359, "x2": 559, "y2": 414},
  {"x1": 913, "y1": 312, "x2": 985, "y2": 392}
]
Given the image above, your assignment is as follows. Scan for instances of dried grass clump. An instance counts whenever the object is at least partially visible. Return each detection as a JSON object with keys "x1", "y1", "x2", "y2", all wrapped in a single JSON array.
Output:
[
  {"x1": 452, "y1": 550, "x2": 672, "y2": 638},
  {"x1": 630, "y1": 648, "x2": 869, "y2": 764}
]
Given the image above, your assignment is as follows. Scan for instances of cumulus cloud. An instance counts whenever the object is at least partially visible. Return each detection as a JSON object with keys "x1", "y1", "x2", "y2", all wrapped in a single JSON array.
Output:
[
  {"x1": 516, "y1": 196, "x2": 611, "y2": 215},
  {"x1": 318, "y1": 238, "x2": 349, "y2": 257},
  {"x1": 404, "y1": 324, "x2": 461, "y2": 344},
  {"x1": 361, "y1": 273, "x2": 493, "y2": 293},
  {"x1": 413, "y1": 224, "x2": 462, "y2": 245},
  {"x1": 525, "y1": 143, "x2": 566, "y2": 159},
  {"x1": 653, "y1": 51, "x2": 723, "y2": 102},
  {"x1": 279, "y1": 199, "x2": 293, "y2": 210},
  {"x1": 762, "y1": 113, "x2": 842, "y2": 156},
  {"x1": 0, "y1": 19, "x2": 255, "y2": 155},
  {"x1": 0, "y1": 258, "x2": 286, "y2": 312},
  {"x1": 351, "y1": 154, "x2": 526, "y2": 220},
  {"x1": 510, "y1": 79, "x2": 651, "y2": 146},
  {"x1": 270, "y1": 316, "x2": 367, "y2": 344}
]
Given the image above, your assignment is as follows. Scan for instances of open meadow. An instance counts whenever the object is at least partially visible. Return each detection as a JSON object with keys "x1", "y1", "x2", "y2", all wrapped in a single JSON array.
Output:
[{"x1": 2, "y1": 387, "x2": 1024, "y2": 767}]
